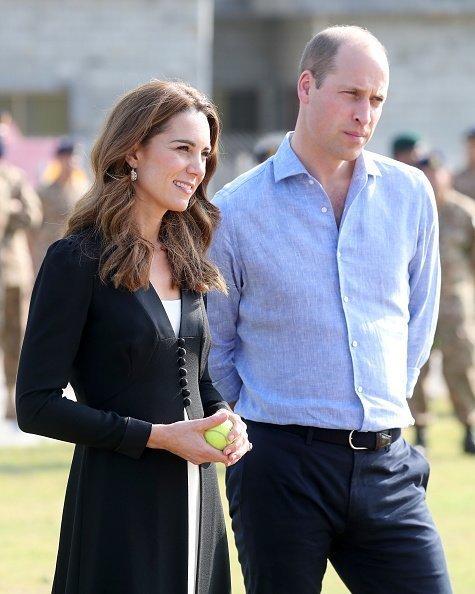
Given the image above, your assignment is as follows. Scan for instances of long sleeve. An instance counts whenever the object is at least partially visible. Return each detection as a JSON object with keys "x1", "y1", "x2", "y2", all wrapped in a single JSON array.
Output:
[
  {"x1": 406, "y1": 178, "x2": 441, "y2": 397},
  {"x1": 207, "y1": 202, "x2": 244, "y2": 406},
  {"x1": 199, "y1": 361, "x2": 232, "y2": 416},
  {"x1": 16, "y1": 237, "x2": 152, "y2": 458}
]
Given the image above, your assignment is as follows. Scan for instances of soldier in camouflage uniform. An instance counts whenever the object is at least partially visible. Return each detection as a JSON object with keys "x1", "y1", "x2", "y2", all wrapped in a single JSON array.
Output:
[
  {"x1": 32, "y1": 139, "x2": 88, "y2": 273},
  {"x1": 454, "y1": 128, "x2": 475, "y2": 200},
  {"x1": 0, "y1": 139, "x2": 42, "y2": 419},
  {"x1": 0, "y1": 178, "x2": 11, "y2": 373},
  {"x1": 411, "y1": 151, "x2": 475, "y2": 454}
]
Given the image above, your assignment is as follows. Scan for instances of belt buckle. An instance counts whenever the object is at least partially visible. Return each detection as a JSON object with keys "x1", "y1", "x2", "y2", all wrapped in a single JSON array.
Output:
[
  {"x1": 348, "y1": 429, "x2": 369, "y2": 450},
  {"x1": 376, "y1": 431, "x2": 392, "y2": 449}
]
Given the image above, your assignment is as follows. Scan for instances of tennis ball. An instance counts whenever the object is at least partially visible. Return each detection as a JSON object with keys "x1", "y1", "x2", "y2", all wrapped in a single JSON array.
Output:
[{"x1": 204, "y1": 419, "x2": 234, "y2": 450}]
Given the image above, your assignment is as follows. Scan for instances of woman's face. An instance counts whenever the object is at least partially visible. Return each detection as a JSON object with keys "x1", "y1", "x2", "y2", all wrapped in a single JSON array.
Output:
[{"x1": 127, "y1": 109, "x2": 212, "y2": 220}]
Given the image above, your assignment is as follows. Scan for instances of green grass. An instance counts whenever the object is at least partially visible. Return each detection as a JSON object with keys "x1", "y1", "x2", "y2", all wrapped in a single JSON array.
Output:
[{"x1": 1, "y1": 397, "x2": 474, "y2": 593}]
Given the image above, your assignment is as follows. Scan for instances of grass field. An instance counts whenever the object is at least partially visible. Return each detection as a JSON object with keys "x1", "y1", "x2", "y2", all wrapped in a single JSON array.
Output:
[{"x1": 0, "y1": 397, "x2": 474, "y2": 593}]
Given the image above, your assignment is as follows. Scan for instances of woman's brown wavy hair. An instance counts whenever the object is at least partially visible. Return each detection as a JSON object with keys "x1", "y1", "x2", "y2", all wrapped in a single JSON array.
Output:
[{"x1": 65, "y1": 79, "x2": 226, "y2": 294}]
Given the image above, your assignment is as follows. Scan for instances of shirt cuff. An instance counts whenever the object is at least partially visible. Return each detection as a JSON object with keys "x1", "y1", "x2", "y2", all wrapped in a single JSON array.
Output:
[{"x1": 114, "y1": 417, "x2": 152, "y2": 459}]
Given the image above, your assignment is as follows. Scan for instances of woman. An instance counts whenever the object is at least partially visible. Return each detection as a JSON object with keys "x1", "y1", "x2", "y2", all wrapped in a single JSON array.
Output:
[{"x1": 16, "y1": 80, "x2": 250, "y2": 594}]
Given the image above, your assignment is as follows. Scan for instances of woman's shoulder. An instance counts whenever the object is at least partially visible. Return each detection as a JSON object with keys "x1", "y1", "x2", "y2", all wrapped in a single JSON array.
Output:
[{"x1": 44, "y1": 229, "x2": 102, "y2": 272}]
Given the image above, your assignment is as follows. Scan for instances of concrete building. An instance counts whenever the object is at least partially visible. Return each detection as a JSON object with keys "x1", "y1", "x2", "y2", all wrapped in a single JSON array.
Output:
[
  {"x1": 214, "y1": 0, "x2": 475, "y2": 184},
  {"x1": 1, "y1": 1, "x2": 475, "y2": 186},
  {"x1": 0, "y1": 0, "x2": 214, "y2": 147}
]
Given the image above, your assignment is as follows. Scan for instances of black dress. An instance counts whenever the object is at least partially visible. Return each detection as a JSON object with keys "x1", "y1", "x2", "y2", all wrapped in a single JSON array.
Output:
[{"x1": 16, "y1": 234, "x2": 231, "y2": 594}]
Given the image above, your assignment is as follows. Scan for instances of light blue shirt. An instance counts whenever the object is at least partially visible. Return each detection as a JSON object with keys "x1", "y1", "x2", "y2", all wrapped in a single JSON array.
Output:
[{"x1": 208, "y1": 133, "x2": 440, "y2": 431}]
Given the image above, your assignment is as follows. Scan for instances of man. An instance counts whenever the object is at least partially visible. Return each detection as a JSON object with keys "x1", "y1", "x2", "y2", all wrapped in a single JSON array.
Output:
[
  {"x1": 0, "y1": 174, "x2": 12, "y2": 311},
  {"x1": 454, "y1": 127, "x2": 475, "y2": 200},
  {"x1": 0, "y1": 139, "x2": 42, "y2": 419},
  {"x1": 208, "y1": 25, "x2": 452, "y2": 593},
  {"x1": 411, "y1": 151, "x2": 475, "y2": 454},
  {"x1": 32, "y1": 138, "x2": 88, "y2": 273}
]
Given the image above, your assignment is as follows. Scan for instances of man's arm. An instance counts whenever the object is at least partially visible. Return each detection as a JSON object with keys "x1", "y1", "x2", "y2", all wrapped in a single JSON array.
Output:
[
  {"x1": 207, "y1": 205, "x2": 243, "y2": 407},
  {"x1": 406, "y1": 176, "x2": 441, "y2": 397}
]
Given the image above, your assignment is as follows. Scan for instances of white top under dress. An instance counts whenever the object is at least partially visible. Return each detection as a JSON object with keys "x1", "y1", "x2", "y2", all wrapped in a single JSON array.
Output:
[{"x1": 161, "y1": 298, "x2": 200, "y2": 594}]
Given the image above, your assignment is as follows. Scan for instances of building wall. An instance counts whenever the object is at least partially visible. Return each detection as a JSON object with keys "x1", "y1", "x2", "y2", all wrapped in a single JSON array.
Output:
[
  {"x1": 214, "y1": 9, "x2": 475, "y2": 180},
  {"x1": 0, "y1": 0, "x2": 214, "y2": 143}
]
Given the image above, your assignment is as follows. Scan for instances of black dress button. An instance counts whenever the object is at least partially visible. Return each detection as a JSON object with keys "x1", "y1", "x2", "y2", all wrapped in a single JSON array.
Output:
[
  {"x1": 180, "y1": 378, "x2": 188, "y2": 388},
  {"x1": 179, "y1": 368, "x2": 187, "y2": 377},
  {"x1": 183, "y1": 397, "x2": 192, "y2": 407},
  {"x1": 177, "y1": 357, "x2": 186, "y2": 367},
  {"x1": 182, "y1": 388, "x2": 191, "y2": 397},
  {"x1": 177, "y1": 347, "x2": 186, "y2": 357},
  {"x1": 177, "y1": 338, "x2": 186, "y2": 346}
]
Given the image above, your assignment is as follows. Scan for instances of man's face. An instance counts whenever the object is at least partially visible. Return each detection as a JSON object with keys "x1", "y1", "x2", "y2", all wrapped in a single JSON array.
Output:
[{"x1": 300, "y1": 41, "x2": 389, "y2": 165}]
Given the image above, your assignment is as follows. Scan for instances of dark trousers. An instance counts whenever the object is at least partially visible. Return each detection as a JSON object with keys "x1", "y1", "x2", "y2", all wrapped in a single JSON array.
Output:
[{"x1": 226, "y1": 420, "x2": 452, "y2": 594}]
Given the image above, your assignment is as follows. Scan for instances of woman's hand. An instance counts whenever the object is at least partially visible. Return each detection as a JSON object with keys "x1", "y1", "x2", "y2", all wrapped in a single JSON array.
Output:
[
  {"x1": 222, "y1": 410, "x2": 251, "y2": 466},
  {"x1": 147, "y1": 410, "x2": 252, "y2": 466}
]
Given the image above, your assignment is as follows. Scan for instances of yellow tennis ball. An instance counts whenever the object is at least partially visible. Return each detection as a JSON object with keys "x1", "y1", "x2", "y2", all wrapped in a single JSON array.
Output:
[{"x1": 204, "y1": 419, "x2": 234, "y2": 450}]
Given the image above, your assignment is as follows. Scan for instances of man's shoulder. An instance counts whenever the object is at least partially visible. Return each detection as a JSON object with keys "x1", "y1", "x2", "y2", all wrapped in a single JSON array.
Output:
[
  {"x1": 365, "y1": 150, "x2": 424, "y2": 178},
  {"x1": 364, "y1": 150, "x2": 430, "y2": 197},
  {"x1": 213, "y1": 161, "x2": 270, "y2": 209}
]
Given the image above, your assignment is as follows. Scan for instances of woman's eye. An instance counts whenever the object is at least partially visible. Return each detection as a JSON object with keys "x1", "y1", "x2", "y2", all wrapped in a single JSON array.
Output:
[
  {"x1": 202, "y1": 151, "x2": 211, "y2": 159},
  {"x1": 177, "y1": 145, "x2": 190, "y2": 152}
]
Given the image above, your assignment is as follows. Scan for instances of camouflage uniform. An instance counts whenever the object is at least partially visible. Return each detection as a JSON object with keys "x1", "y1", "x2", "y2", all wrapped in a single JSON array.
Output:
[
  {"x1": 33, "y1": 176, "x2": 87, "y2": 273},
  {"x1": 0, "y1": 160, "x2": 42, "y2": 419},
  {"x1": 454, "y1": 167, "x2": 475, "y2": 201},
  {"x1": 0, "y1": 177, "x2": 12, "y2": 328},
  {"x1": 410, "y1": 189, "x2": 475, "y2": 429}
]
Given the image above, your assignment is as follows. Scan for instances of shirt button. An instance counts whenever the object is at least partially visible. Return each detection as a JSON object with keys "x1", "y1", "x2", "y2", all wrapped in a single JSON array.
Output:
[
  {"x1": 357, "y1": 386, "x2": 363, "y2": 393},
  {"x1": 177, "y1": 338, "x2": 186, "y2": 346},
  {"x1": 183, "y1": 397, "x2": 192, "y2": 407},
  {"x1": 308, "y1": 179, "x2": 315, "y2": 185},
  {"x1": 337, "y1": 251, "x2": 342, "y2": 258},
  {"x1": 343, "y1": 296, "x2": 349, "y2": 303},
  {"x1": 321, "y1": 206, "x2": 328, "y2": 213},
  {"x1": 352, "y1": 340, "x2": 358, "y2": 347}
]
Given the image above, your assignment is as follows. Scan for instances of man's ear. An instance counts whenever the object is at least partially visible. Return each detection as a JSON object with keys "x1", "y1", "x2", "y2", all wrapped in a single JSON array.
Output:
[{"x1": 297, "y1": 70, "x2": 314, "y2": 104}]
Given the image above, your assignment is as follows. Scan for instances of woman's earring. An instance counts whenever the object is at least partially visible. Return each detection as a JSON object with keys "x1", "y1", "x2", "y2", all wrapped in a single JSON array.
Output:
[{"x1": 130, "y1": 168, "x2": 137, "y2": 182}]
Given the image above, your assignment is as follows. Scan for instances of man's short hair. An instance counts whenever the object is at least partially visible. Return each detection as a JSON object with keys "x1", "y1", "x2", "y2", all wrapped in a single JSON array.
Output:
[{"x1": 299, "y1": 25, "x2": 387, "y2": 89}]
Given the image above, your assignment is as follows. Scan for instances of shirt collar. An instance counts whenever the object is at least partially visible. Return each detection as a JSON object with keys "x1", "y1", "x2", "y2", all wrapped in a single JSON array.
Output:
[
  {"x1": 273, "y1": 132, "x2": 309, "y2": 182},
  {"x1": 273, "y1": 131, "x2": 382, "y2": 183}
]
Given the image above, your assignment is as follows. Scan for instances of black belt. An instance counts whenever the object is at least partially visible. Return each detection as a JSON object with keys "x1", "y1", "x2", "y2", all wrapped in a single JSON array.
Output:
[{"x1": 251, "y1": 421, "x2": 401, "y2": 451}]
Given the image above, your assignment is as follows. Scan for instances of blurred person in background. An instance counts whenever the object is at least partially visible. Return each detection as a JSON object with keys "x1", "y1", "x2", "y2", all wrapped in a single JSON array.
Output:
[
  {"x1": 411, "y1": 151, "x2": 475, "y2": 455},
  {"x1": 253, "y1": 131, "x2": 286, "y2": 164},
  {"x1": 0, "y1": 137, "x2": 42, "y2": 420},
  {"x1": 16, "y1": 80, "x2": 250, "y2": 594},
  {"x1": 208, "y1": 25, "x2": 451, "y2": 594},
  {"x1": 0, "y1": 176, "x2": 13, "y2": 327},
  {"x1": 391, "y1": 132, "x2": 424, "y2": 166},
  {"x1": 454, "y1": 127, "x2": 475, "y2": 200},
  {"x1": 32, "y1": 138, "x2": 89, "y2": 273}
]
